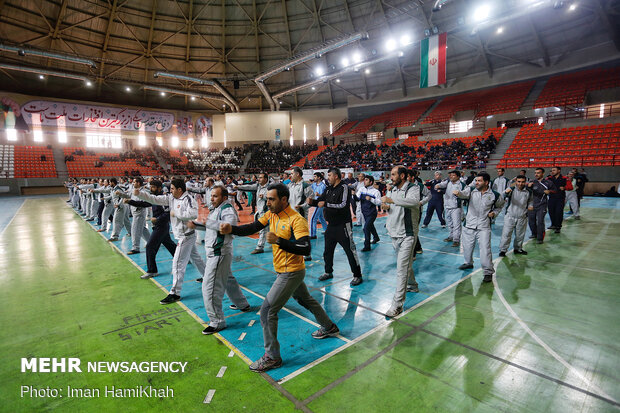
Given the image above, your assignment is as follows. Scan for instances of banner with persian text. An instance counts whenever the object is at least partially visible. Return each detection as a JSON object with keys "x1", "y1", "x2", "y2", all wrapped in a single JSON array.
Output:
[{"x1": 21, "y1": 100, "x2": 175, "y2": 132}]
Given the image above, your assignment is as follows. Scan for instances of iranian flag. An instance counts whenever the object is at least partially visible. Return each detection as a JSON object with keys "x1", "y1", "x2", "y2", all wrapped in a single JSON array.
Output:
[{"x1": 420, "y1": 33, "x2": 447, "y2": 88}]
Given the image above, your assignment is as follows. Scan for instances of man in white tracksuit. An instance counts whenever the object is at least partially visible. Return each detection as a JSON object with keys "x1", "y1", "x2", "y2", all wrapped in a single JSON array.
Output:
[
  {"x1": 454, "y1": 172, "x2": 505, "y2": 283},
  {"x1": 435, "y1": 170, "x2": 466, "y2": 247},
  {"x1": 134, "y1": 178, "x2": 206, "y2": 304},
  {"x1": 91, "y1": 178, "x2": 114, "y2": 232},
  {"x1": 352, "y1": 173, "x2": 366, "y2": 227},
  {"x1": 499, "y1": 175, "x2": 533, "y2": 257},
  {"x1": 236, "y1": 173, "x2": 270, "y2": 254},
  {"x1": 188, "y1": 177, "x2": 216, "y2": 244},
  {"x1": 288, "y1": 167, "x2": 314, "y2": 261},
  {"x1": 110, "y1": 181, "x2": 132, "y2": 242},
  {"x1": 381, "y1": 166, "x2": 421, "y2": 317},
  {"x1": 189, "y1": 186, "x2": 250, "y2": 334},
  {"x1": 118, "y1": 177, "x2": 151, "y2": 254},
  {"x1": 565, "y1": 171, "x2": 580, "y2": 220}
]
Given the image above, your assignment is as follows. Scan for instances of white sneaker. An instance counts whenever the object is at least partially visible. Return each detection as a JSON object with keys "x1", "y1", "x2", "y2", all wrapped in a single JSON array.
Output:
[{"x1": 141, "y1": 272, "x2": 157, "y2": 279}]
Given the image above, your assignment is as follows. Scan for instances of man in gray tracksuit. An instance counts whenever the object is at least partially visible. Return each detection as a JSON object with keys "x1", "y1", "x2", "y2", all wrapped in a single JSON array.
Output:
[
  {"x1": 492, "y1": 168, "x2": 510, "y2": 219},
  {"x1": 79, "y1": 180, "x2": 95, "y2": 220},
  {"x1": 499, "y1": 175, "x2": 533, "y2": 256},
  {"x1": 288, "y1": 167, "x2": 314, "y2": 261},
  {"x1": 236, "y1": 173, "x2": 270, "y2": 254},
  {"x1": 189, "y1": 186, "x2": 250, "y2": 334},
  {"x1": 436, "y1": 170, "x2": 466, "y2": 247},
  {"x1": 187, "y1": 177, "x2": 215, "y2": 245},
  {"x1": 134, "y1": 178, "x2": 206, "y2": 304},
  {"x1": 381, "y1": 166, "x2": 421, "y2": 317},
  {"x1": 110, "y1": 181, "x2": 132, "y2": 242},
  {"x1": 454, "y1": 172, "x2": 504, "y2": 283},
  {"x1": 118, "y1": 177, "x2": 151, "y2": 254},
  {"x1": 91, "y1": 178, "x2": 115, "y2": 232}
]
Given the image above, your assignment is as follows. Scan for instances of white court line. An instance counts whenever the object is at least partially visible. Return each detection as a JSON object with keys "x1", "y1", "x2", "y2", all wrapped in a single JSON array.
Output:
[
  {"x1": 203, "y1": 389, "x2": 216, "y2": 403},
  {"x1": 0, "y1": 199, "x2": 27, "y2": 237},
  {"x1": 227, "y1": 350, "x2": 235, "y2": 358},
  {"x1": 238, "y1": 332, "x2": 247, "y2": 341},
  {"x1": 248, "y1": 319, "x2": 256, "y2": 327},
  {"x1": 524, "y1": 258, "x2": 620, "y2": 276},
  {"x1": 216, "y1": 366, "x2": 227, "y2": 378},
  {"x1": 492, "y1": 217, "x2": 618, "y2": 403}
]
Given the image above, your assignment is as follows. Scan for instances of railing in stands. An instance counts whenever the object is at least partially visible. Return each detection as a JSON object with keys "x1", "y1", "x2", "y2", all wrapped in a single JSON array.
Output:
[
  {"x1": 497, "y1": 154, "x2": 619, "y2": 169},
  {"x1": 546, "y1": 104, "x2": 620, "y2": 122}
]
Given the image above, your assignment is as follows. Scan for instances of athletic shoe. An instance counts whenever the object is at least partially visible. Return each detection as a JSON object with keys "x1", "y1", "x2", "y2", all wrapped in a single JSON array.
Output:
[
  {"x1": 514, "y1": 249, "x2": 528, "y2": 255},
  {"x1": 249, "y1": 355, "x2": 282, "y2": 372},
  {"x1": 304, "y1": 256, "x2": 312, "y2": 261},
  {"x1": 554, "y1": 229, "x2": 561, "y2": 234},
  {"x1": 127, "y1": 250, "x2": 140, "y2": 255},
  {"x1": 452, "y1": 241, "x2": 460, "y2": 247},
  {"x1": 202, "y1": 326, "x2": 224, "y2": 335},
  {"x1": 108, "y1": 237, "x2": 119, "y2": 242},
  {"x1": 311, "y1": 323, "x2": 339, "y2": 339},
  {"x1": 498, "y1": 251, "x2": 506, "y2": 257},
  {"x1": 250, "y1": 248, "x2": 264, "y2": 254},
  {"x1": 361, "y1": 247, "x2": 371, "y2": 252},
  {"x1": 536, "y1": 240, "x2": 544, "y2": 244},
  {"x1": 141, "y1": 272, "x2": 157, "y2": 279},
  {"x1": 444, "y1": 237, "x2": 453, "y2": 242},
  {"x1": 441, "y1": 225, "x2": 446, "y2": 228},
  {"x1": 86, "y1": 218, "x2": 94, "y2": 222},
  {"x1": 350, "y1": 277, "x2": 363, "y2": 287},
  {"x1": 415, "y1": 249, "x2": 423, "y2": 254},
  {"x1": 407, "y1": 284, "x2": 419, "y2": 293},
  {"x1": 318, "y1": 273, "x2": 333, "y2": 281},
  {"x1": 372, "y1": 238, "x2": 380, "y2": 244},
  {"x1": 458, "y1": 263, "x2": 474, "y2": 270},
  {"x1": 310, "y1": 236, "x2": 317, "y2": 239},
  {"x1": 529, "y1": 235, "x2": 536, "y2": 239},
  {"x1": 421, "y1": 225, "x2": 428, "y2": 228},
  {"x1": 574, "y1": 216, "x2": 580, "y2": 220},
  {"x1": 160, "y1": 294, "x2": 180, "y2": 305},
  {"x1": 482, "y1": 275, "x2": 493, "y2": 283},
  {"x1": 229, "y1": 304, "x2": 251, "y2": 312},
  {"x1": 195, "y1": 278, "x2": 203, "y2": 283},
  {"x1": 548, "y1": 226, "x2": 556, "y2": 229},
  {"x1": 97, "y1": 228, "x2": 106, "y2": 232},
  {"x1": 385, "y1": 307, "x2": 403, "y2": 318}
]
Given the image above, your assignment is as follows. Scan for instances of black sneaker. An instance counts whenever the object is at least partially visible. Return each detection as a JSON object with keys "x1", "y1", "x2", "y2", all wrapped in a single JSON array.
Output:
[
  {"x1": 361, "y1": 247, "x2": 371, "y2": 252},
  {"x1": 350, "y1": 277, "x2": 363, "y2": 287},
  {"x1": 458, "y1": 263, "x2": 474, "y2": 270},
  {"x1": 249, "y1": 355, "x2": 282, "y2": 372},
  {"x1": 127, "y1": 250, "x2": 140, "y2": 255},
  {"x1": 482, "y1": 275, "x2": 493, "y2": 283},
  {"x1": 554, "y1": 229, "x2": 561, "y2": 233},
  {"x1": 415, "y1": 249, "x2": 423, "y2": 254},
  {"x1": 310, "y1": 236, "x2": 317, "y2": 239},
  {"x1": 250, "y1": 248, "x2": 264, "y2": 254},
  {"x1": 318, "y1": 273, "x2": 333, "y2": 281},
  {"x1": 202, "y1": 326, "x2": 224, "y2": 335},
  {"x1": 406, "y1": 284, "x2": 419, "y2": 293},
  {"x1": 529, "y1": 235, "x2": 536, "y2": 239},
  {"x1": 311, "y1": 324, "x2": 339, "y2": 339},
  {"x1": 536, "y1": 240, "x2": 544, "y2": 244},
  {"x1": 304, "y1": 255, "x2": 312, "y2": 261},
  {"x1": 195, "y1": 278, "x2": 203, "y2": 283},
  {"x1": 371, "y1": 238, "x2": 380, "y2": 244},
  {"x1": 444, "y1": 237, "x2": 453, "y2": 242},
  {"x1": 514, "y1": 249, "x2": 528, "y2": 255},
  {"x1": 160, "y1": 294, "x2": 180, "y2": 304},
  {"x1": 498, "y1": 251, "x2": 506, "y2": 257},
  {"x1": 229, "y1": 304, "x2": 251, "y2": 312}
]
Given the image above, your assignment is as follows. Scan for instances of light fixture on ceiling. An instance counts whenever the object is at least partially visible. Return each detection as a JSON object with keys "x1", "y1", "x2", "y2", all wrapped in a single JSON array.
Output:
[
  {"x1": 496, "y1": 26, "x2": 504, "y2": 34},
  {"x1": 341, "y1": 57, "x2": 350, "y2": 67},
  {"x1": 365, "y1": 68, "x2": 371, "y2": 74},
  {"x1": 38, "y1": 74, "x2": 44, "y2": 80},
  {"x1": 385, "y1": 38, "x2": 397, "y2": 52},
  {"x1": 125, "y1": 86, "x2": 131, "y2": 92},
  {"x1": 315, "y1": 67, "x2": 324, "y2": 76},
  {"x1": 160, "y1": 92, "x2": 166, "y2": 96},
  {"x1": 568, "y1": 3, "x2": 576, "y2": 10},
  {"x1": 85, "y1": 81, "x2": 92, "y2": 87},
  {"x1": 400, "y1": 34, "x2": 412, "y2": 46},
  {"x1": 473, "y1": 4, "x2": 491, "y2": 21},
  {"x1": 336, "y1": 78, "x2": 341, "y2": 83},
  {"x1": 191, "y1": 96, "x2": 196, "y2": 101},
  {"x1": 311, "y1": 86, "x2": 316, "y2": 90},
  {"x1": 352, "y1": 52, "x2": 362, "y2": 63}
]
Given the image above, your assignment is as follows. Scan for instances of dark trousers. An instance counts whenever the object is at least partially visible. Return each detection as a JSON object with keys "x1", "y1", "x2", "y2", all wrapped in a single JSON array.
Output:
[
  {"x1": 146, "y1": 225, "x2": 177, "y2": 274},
  {"x1": 362, "y1": 212, "x2": 379, "y2": 248},
  {"x1": 548, "y1": 198, "x2": 564, "y2": 229},
  {"x1": 414, "y1": 209, "x2": 423, "y2": 254},
  {"x1": 323, "y1": 222, "x2": 362, "y2": 277},
  {"x1": 423, "y1": 199, "x2": 446, "y2": 226},
  {"x1": 96, "y1": 201, "x2": 104, "y2": 225},
  {"x1": 528, "y1": 205, "x2": 547, "y2": 241}
]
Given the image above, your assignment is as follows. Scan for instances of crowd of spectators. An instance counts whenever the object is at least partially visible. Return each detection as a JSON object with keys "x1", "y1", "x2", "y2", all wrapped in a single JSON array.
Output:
[
  {"x1": 308, "y1": 135, "x2": 498, "y2": 171},
  {"x1": 246, "y1": 142, "x2": 317, "y2": 173}
]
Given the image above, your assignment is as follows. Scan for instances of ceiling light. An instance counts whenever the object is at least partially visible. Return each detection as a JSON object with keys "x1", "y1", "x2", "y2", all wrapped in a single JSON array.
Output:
[
  {"x1": 336, "y1": 78, "x2": 341, "y2": 83},
  {"x1": 568, "y1": 3, "x2": 576, "y2": 10},
  {"x1": 85, "y1": 81, "x2": 92, "y2": 87},
  {"x1": 398, "y1": 51, "x2": 404, "y2": 57},
  {"x1": 352, "y1": 52, "x2": 362, "y2": 63},
  {"x1": 191, "y1": 96, "x2": 196, "y2": 101},
  {"x1": 385, "y1": 38, "x2": 397, "y2": 52},
  {"x1": 125, "y1": 86, "x2": 131, "y2": 92},
  {"x1": 496, "y1": 26, "x2": 503, "y2": 34},
  {"x1": 315, "y1": 67, "x2": 324, "y2": 76},
  {"x1": 311, "y1": 86, "x2": 316, "y2": 90},
  {"x1": 400, "y1": 34, "x2": 412, "y2": 46},
  {"x1": 160, "y1": 92, "x2": 166, "y2": 96},
  {"x1": 279, "y1": 101, "x2": 283, "y2": 104},
  {"x1": 473, "y1": 4, "x2": 491, "y2": 21},
  {"x1": 365, "y1": 69, "x2": 371, "y2": 74},
  {"x1": 38, "y1": 74, "x2": 45, "y2": 80},
  {"x1": 341, "y1": 57, "x2": 350, "y2": 67}
]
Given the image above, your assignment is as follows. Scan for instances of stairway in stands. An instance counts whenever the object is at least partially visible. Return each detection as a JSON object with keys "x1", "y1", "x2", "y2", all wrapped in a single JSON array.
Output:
[
  {"x1": 520, "y1": 79, "x2": 547, "y2": 111},
  {"x1": 415, "y1": 98, "x2": 443, "y2": 124},
  {"x1": 52, "y1": 146, "x2": 69, "y2": 180},
  {"x1": 292, "y1": 145, "x2": 328, "y2": 168},
  {"x1": 486, "y1": 127, "x2": 522, "y2": 168}
]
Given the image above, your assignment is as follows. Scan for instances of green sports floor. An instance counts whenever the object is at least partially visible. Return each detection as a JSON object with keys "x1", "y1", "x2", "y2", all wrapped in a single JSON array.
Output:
[{"x1": 0, "y1": 195, "x2": 618, "y2": 412}]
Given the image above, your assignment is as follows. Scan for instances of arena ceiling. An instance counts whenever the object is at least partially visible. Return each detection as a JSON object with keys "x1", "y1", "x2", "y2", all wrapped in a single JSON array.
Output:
[{"x1": 0, "y1": 0, "x2": 619, "y2": 113}]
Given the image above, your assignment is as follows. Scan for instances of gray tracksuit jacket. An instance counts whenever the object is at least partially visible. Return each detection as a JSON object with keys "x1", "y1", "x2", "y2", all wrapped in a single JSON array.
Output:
[
  {"x1": 195, "y1": 200, "x2": 238, "y2": 257},
  {"x1": 136, "y1": 191, "x2": 198, "y2": 239},
  {"x1": 504, "y1": 187, "x2": 533, "y2": 219},
  {"x1": 456, "y1": 187, "x2": 504, "y2": 230},
  {"x1": 385, "y1": 182, "x2": 421, "y2": 238}
]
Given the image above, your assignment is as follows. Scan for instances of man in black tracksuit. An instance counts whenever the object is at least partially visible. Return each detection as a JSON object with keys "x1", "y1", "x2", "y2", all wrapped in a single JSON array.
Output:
[
  {"x1": 308, "y1": 167, "x2": 363, "y2": 287},
  {"x1": 528, "y1": 167, "x2": 556, "y2": 243},
  {"x1": 422, "y1": 171, "x2": 446, "y2": 227},
  {"x1": 127, "y1": 180, "x2": 177, "y2": 278},
  {"x1": 547, "y1": 166, "x2": 566, "y2": 233}
]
